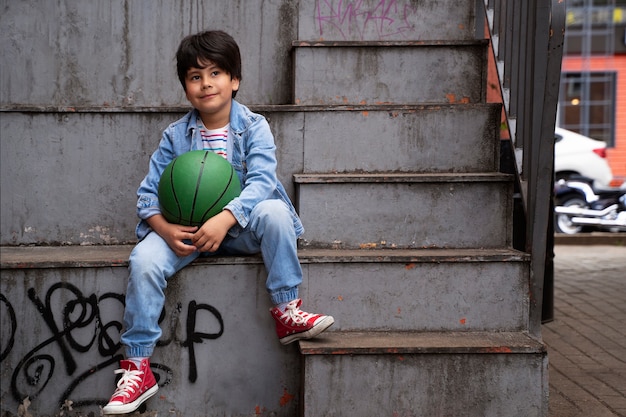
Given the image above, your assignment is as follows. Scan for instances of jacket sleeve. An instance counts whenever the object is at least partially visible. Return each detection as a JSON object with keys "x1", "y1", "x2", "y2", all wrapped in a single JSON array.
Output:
[
  {"x1": 224, "y1": 116, "x2": 279, "y2": 229},
  {"x1": 136, "y1": 128, "x2": 177, "y2": 220}
]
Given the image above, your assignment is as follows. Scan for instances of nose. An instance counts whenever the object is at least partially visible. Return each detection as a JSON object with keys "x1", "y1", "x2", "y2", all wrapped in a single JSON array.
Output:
[{"x1": 202, "y1": 77, "x2": 212, "y2": 89}]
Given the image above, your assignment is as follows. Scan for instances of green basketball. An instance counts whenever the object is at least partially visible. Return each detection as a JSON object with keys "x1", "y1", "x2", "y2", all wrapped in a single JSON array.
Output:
[{"x1": 158, "y1": 150, "x2": 241, "y2": 226}]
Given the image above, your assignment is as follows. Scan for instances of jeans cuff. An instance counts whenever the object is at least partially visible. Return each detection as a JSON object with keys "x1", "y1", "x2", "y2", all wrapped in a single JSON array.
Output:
[
  {"x1": 270, "y1": 287, "x2": 299, "y2": 305},
  {"x1": 125, "y1": 346, "x2": 155, "y2": 358}
]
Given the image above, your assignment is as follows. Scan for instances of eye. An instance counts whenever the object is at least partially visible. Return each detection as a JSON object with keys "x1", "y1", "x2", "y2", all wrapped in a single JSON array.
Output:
[{"x1": 211, "y1": 70, "x2": 220, "y2": 77}]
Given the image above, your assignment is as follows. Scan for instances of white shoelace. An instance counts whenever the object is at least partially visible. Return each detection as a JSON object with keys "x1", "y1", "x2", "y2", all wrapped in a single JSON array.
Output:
[
  {"x1": 283, "y1": 302, "x2": 315, "y2": 325},
  {"x1": 111, "y1": 367, "x2": 143, "y2": 399}
]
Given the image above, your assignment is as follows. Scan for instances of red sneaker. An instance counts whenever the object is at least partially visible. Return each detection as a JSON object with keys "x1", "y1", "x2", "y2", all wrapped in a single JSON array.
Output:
[
  {"x1": 270, "y1": 299, "x2": 334, "y2": 345},
  {"x1": 102, "y1": 358, "x2": 158, "y2": 414}
]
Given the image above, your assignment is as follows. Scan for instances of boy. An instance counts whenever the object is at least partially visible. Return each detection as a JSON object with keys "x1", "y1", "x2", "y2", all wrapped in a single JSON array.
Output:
[{"x1": 103, "y1": 30, "x2": 334, "y2": 414}]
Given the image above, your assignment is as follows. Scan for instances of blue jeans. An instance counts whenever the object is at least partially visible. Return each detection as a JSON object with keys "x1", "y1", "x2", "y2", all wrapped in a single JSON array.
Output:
[{"x1": 121, "y1": 199, "x2": 302, "y2": 358}]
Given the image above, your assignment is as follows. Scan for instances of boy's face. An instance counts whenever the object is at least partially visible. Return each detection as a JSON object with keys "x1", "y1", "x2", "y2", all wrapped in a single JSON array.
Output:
[{"x1": 184, "y1": 60, "x2": 240, "y2": 129}]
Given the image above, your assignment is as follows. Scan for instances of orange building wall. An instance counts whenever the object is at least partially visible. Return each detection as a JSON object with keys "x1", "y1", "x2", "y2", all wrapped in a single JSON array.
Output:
[{"x1": 561, "y1": 55, "x2": 626, "y2": 184}]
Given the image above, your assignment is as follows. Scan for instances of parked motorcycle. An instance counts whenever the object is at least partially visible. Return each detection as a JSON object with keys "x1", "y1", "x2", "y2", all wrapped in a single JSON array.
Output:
[{"x1": 554, "y1": 177, "x2": 626, "y2": 234}]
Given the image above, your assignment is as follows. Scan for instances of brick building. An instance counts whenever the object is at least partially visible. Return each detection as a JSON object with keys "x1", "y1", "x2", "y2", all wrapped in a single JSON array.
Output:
[{"x1": 558, "y1": 0, "x2": 626, "y2": 184}]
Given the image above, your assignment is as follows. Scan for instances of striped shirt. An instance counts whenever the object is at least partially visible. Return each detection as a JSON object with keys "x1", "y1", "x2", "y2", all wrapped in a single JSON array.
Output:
[{"x1": 199, "y1": 120, "x2": 229, "y2": 160}]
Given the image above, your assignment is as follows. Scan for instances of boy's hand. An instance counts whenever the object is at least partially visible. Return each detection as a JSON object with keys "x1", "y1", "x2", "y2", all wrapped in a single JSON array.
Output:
[
  {"x1": 146, "y1": 214, "x2": 198, "y2": 257},
  {"x1": 192, "y1": 210, "x2": 238, "y2": 252}
]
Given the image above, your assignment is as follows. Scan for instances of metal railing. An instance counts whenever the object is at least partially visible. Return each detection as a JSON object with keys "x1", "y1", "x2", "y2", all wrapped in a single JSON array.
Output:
[{"x1": 482, "y1": 0, "x2": 566, "y2": 337}]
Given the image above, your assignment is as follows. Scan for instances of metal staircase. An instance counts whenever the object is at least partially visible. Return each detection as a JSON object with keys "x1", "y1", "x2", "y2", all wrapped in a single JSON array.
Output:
[
  {"x1": 0, "y1": 1, "x2": 565, "y2": 416},
  {"x1": 290, "y1": 1, "x2": 551, "y2": 415}
]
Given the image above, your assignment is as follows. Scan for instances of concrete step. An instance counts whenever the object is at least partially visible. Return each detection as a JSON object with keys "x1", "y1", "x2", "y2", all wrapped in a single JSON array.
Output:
[
  {"x1": 292, "y1": 40, "x2": 488, "y2": 105},
  {"x1": 296, "y1": 104, "x2": 502, "y2": 174},
  {"x1": 0, "y1": 244, "x2": 530, "y2": 415},
  {"x1": 1, "y1": 246, "x2": 529, "y2": 333},
  {"x1": 0, "y1": 246, "x2": 295, "y2": 416},
  {"x1": 0, "y1": 103, "x2": 498, "y2": 247},
  {"x1": 295, "y1": 173, "x2": 514, "y2": 249},
  {"x1": 299, "y1": 331, "x2": 547, "y2": 417},
  {"x1": 300, "y1": 248, "x2": 530, "y2": 332},
  {"x1": 298, "y1": 0, "x2": 478, "y2": 41}
]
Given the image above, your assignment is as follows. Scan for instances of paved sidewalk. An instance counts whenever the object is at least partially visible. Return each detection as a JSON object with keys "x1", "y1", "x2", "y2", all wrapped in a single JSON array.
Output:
[{"x1": 544, "y1": 244, "x2": 626, "y2": 417}]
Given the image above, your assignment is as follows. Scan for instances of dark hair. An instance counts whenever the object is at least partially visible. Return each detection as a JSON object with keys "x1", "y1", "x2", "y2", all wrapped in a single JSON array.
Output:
[{"x1": 176, "y1": 30, "x2": 242, "y2": 98}]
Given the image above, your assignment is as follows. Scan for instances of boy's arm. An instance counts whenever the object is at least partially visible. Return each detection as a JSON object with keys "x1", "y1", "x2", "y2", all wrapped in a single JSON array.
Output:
[{"x1": 146, "y1": 214, "x2": 199, "y2": 257}]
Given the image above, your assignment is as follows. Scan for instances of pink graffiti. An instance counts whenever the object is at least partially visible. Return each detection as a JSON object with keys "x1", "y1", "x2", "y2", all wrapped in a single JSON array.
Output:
[{"x1": 315, "y1": 0, "x2": 418, "y2": 40}]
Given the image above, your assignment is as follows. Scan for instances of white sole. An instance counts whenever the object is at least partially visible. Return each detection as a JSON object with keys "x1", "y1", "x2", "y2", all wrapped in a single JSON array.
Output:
[
  {"x1": 280, "y1": 316, "x2": 335, "y2": 345},
  {"x1": 102, "y1": 384, "x2": 159, "y2": 414}
]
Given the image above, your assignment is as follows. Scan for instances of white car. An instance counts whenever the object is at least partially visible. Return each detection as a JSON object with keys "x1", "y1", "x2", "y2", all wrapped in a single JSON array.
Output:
[{"x1": 554, "y1": 127, "x2": 614, "y2": 186}]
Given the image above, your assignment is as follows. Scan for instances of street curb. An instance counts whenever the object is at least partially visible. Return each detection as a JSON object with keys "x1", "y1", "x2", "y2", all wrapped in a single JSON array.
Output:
[{"x1": 554, "y1": 232, "x2": 626, "y2": 246}]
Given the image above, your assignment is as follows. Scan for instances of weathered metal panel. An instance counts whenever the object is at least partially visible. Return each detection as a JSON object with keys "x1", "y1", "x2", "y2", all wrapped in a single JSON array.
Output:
[
  {"x1": 302, "y1": 352, "x2": 548, "y2": 417},
  {"x1": 300, "y1": 104, "x2": 501, "y2": 173},
  {"x1": 299, "y1": 330, "x2": 545, "y2": 354},
  {"x1": 303, "y1": 256, "x2": 529, "y2": 332},
  {"x1": 296, "y1": 176, "x2": 513, "y2": 249},
  {"x1": 0, "y1": 0, "x2": 297, "y2": 107},
  {"x1": 0, "y1": 112, "x2": 181, "y2": 245},
  {"x1": 0, "y1": 261, "x2": 302, "y2": 416},
  {"x1": 298, "y1": 0, "x2": 477, "y2": 41},
  {"x1": 0, "y1": 110, "x2": 303, "y2": 246},
  {"x1": 293, "y1": 42, "x2": 487, "y2": 105}
]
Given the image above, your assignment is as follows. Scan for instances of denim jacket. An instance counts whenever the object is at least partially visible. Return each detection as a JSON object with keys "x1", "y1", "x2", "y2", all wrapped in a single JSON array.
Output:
[{"x1": 135, "y1": 100, "x2": 304, "y2": 240}]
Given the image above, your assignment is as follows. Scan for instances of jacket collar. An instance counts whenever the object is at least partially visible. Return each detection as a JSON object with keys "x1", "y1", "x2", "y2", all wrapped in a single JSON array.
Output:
[
  {"x1": 184, "y1": 99, "x2": 248, "y2": 137},
  {"x1": 228, "y1": 99, "x2": 249, "y2": 135}
]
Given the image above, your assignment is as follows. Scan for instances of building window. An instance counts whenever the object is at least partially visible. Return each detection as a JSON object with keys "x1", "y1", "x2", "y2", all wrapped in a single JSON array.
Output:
[
  {"x1": 564, "y1": 0, "x2": 626, "y2": 55},
  {"x1": 566, "y1": 0, "x2": 626, "y2": 26},
  {"x1": 559, "y1": 72, "x2": 616, "y2": 145}
]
